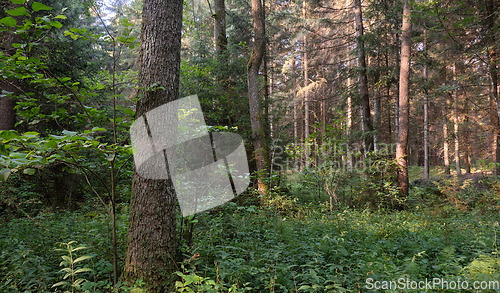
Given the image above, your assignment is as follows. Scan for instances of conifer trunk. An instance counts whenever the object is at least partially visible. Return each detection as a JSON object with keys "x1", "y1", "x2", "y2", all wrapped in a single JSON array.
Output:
[{"x1": 124, "y1": 0, "x2": 183, "y2": 290}]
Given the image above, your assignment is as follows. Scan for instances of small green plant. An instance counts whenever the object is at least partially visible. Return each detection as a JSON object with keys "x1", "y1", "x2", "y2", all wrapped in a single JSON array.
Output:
[{"x1": 52, "y1": 241, "x2": 93, "y2": 293}]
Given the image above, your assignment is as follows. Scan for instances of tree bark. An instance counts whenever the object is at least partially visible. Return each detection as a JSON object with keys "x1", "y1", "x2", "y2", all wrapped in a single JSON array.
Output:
[
  {"x1": 394, "y1": 32, "x2": 400, "y2": 144},
  {"x1": 124, "y1": 0, "x2": 183, "y2": 290},
  {"x1": 396, "y1": 0, "x2": 411, "y2": 198},
  {"x1": 353, "y1": 0, "x2": 373, "y2": 154},
  {"x1": 443, "y1": 103, "x2": 451, "y2": 175},
  {"x1": 423, "y1": 30, "x2": 429, "y2": 180},
  {"x1": 293, "y1": 57, "x2": 299, "y2": 171},
  {"x1": 486, "y1": 0, "x2": 499, "y2": 175},
  {"x1": 453, "y1": 64, "x2": 461, "y2": 175},
  {"x1": 303, "y1": 0, "x2": 310, "y2": 167},
  {"x1": 464, "y1": 95, "x2": 471, "y2": 174},
  {"x1": 0, "y1": 0, "x2": 17, "y2": 131},
  {"x1": 0, "y1": 92, "x2": 15, "y2": 130},
  {"x1": 214, "y1": 0, "x2": 227, "y2": 55},
  {"x1": 347, "y1": 72, "x2": 354, "y2": 171},
  {"x1": 248, "y1": 0, "x2": 269, "y2": 194}
]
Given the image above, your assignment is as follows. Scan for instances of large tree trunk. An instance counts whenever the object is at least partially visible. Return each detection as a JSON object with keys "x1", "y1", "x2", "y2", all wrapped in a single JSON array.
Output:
[
  {"x1": 124, "y1": 0, "x2": 183, "y2": 290},
  {"x1": 248, "y1": 0, "x2": 269, "y2": 194},
  {"x1": 396, "y1": 0, "x2": 411, "y2": 198},
  {"x1": 353, "y1": 0, "x2": 373, "y2": 154}
]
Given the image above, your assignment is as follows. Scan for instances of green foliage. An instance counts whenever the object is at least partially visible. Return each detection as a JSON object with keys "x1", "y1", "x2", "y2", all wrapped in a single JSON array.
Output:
[
  {"x1": 52, "y1": 241, "x2": 94, "y2": 292},
  {"x1": 183, "y1": 202, "x2": 500, "y2": 292},
  {"x1": 0, "y1": 206, "x2": 130, "y2": 292}
]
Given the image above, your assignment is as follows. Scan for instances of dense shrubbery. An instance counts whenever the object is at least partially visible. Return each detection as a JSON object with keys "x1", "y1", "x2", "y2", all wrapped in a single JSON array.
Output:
[
  {"x1": 178, "y1": 196, "x2": 500, "y2": 292},
  {"x1": 0, "y1": 174, "x2": 499, "y2": 292}
]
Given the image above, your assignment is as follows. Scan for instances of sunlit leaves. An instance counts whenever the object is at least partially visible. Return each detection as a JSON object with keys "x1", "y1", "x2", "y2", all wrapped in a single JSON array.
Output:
[
  {"x1": 0, "y1": 17, "x2": 17, "y2": 27},
  {"x1": 6, "y1": 6, "x2": 28, "y2": 16},
  {"x1": 31, "y1": 1, "x2": 53, "y2": 11}
]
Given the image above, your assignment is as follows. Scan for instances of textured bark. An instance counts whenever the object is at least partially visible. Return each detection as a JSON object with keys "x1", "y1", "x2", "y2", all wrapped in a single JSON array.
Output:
[
  {"x1": 353, "y1": 0, "x2": 373, "y2": 154},
  {"x1": 303, "y1": 0, "x2": 310, "y2": 167},
  {"x1": 248, "y1": 0, "x2": 269, "y2": 194},
  {"x1": 423, "y1": 30, "x2": 429, "y2": 180},
  {"x1": 0, "y1": 93, "x2": 15, "y2": 130},
  {"x1": 486, "y1": 0, "x2": 499, "y2": 175},
  {"x1": 214, "y1": 0, "x2": 227, "y2": 55},
  {"x1": 124, "y1": 0, "x2": 183, "y2": 290},
  {"x1": 0, "y1": 0, "x2": 17, "y2": 131},
  {"x1": 464, "y1": 96, "x2": 471, "y2": 174},
  {"x1": 292, "y1": 57, "x2": 299, "y2": 171},
  {"x1": 373, "y1": 57, "x2": 381, "y2": 152},
  {"x1": 394, "y1": 32, "x2": 400, "y2": 143},
  {"x1": 453, "y1": 64, "x2": 461, "y2": 175},
  {"x1": 396, "y1": 0, "x2": 411, "y2": 198},
  {"x1": 443, "y1": 104, "x2": 451, "y2": 175},
  {"x1": 346, "y1": 73, "x2": 354, "y2": 171}
]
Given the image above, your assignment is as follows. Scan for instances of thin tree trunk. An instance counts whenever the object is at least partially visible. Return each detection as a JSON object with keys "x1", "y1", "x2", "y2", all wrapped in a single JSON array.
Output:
[
  {"x1": 303, "y1": 0, "x2": 310, "y2": 167},
  {"x1": 396, "y1": 0, "x2": 411, "y2": 198},
  {"x1": 373, "y1": 58, "x2": 381, "y2": 152},
  {"x1": 0, "y1": 1, "x2": 17, "y2": 131},
  {"x1": 214, "y1": 0, "x2": 227, "y2": 55},
  {"x1": 0, "y1": 90, "x2": 15, "y2": 130},
  {"x1": 464, "y1": 96, "x2": 471, "y2": 174},
  {"x1": 293, "y1": 57, "x2": 299, "y2": 171},
  {"x1": 423, "y1": 30, "x2": 429, "y2": 180},
  {"x1": 443, "y1": 104, "x2": 451, "y2": 175},
  {"x1": 347, "y1": 72, "x2": 354, "y2": 171},
  {"x1": 353, "y1": 0, "x2": 373, "y2": 155},
  {"x1": 394, "y1": 32, "x2": 400, "y2": 144},
  {"x1": 486, "y1": 0, "x2": 499, "y2": 175},
  {"x1": 248, "y1": 0, "x2": 269, "y2": 194},
  {"x1": 124, "y1": 0, "x2": 183, "y2": 290},
  {"x1": 453, "y1": 64, "x2": 461, "y2": 175}
]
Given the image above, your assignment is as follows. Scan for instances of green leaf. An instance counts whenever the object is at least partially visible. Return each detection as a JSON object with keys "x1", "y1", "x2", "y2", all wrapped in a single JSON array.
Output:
[
  {"x1": 23, "y1": 131, "x2": 39, "y2": 138},
  {"x1": 6, "y1": 6, "x2": 28, "y2": 16},
  {"x1": 51, "y1": 281, "x2": 69, "y2": 288},
  {"x1": 62, "y1": 130, "x2": 77, "y2": 137},
  {"x1": 124, "y1": 108, "x2": 135, "y2": 115},
  {"x1": 23, "y1": 168, "x2": 35, "y2": 175},
  {"x1": 54, "y1": 14, "x2": 67, "y2": 19},
  {"x1": 31, "y1": 1, "x2": 52, "y2": 11},
  {"x1": 91, "y1": 127, "x2": 106, "y2": 132},
  {"x1": 0, "y1": 169, "x2": 11, "y2": 181},
  {"x1": 50, "y1": 21, "x2": 62, "y2": 28},
  {"x1": 73, "y1": 255, "x2": 93, "y2": 264},
  {"x1": 10, "y1": 0, "x2": 26, "y2": 4},
  {"x1": 0, "y1": 17, "x2": 17, "y2": 27},
  {"x1": 73, "y1": 267, "x2": 93, "y2": 274}
]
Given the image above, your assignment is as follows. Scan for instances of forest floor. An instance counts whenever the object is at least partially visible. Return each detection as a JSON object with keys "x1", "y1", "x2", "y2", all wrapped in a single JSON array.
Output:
[{"x1": 0, "y1": 167, "x2": 499, "y2": 292}]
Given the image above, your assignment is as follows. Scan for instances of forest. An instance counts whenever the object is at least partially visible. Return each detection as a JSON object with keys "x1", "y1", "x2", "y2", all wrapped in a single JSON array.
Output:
[{"x1": 0, "y1": 0, "x2": 499, "y2": 291}]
